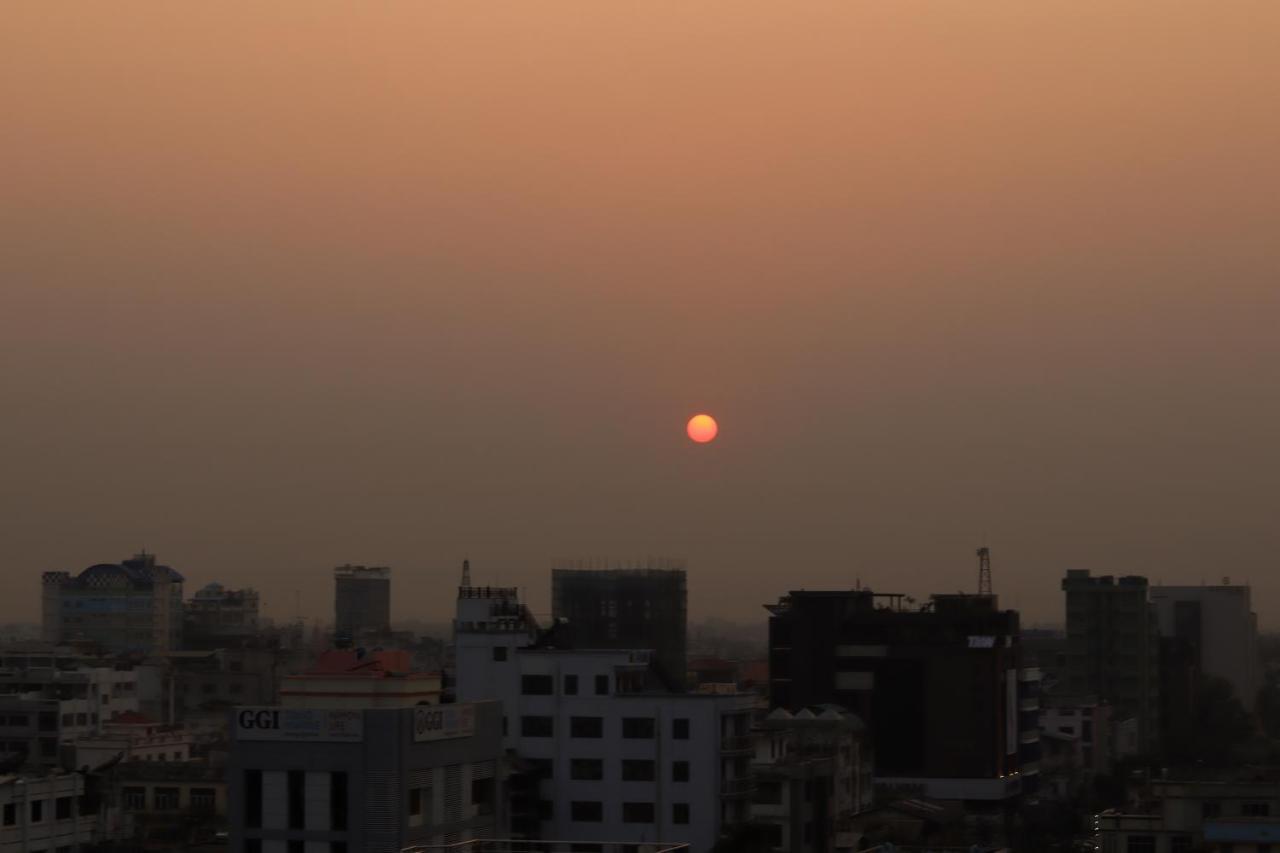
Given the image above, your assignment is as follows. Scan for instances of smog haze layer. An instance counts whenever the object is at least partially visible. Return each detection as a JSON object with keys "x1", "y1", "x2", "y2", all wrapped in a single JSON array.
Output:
[{"x1": 3, "y1": 2, "x2": 1278, "y2": 627}]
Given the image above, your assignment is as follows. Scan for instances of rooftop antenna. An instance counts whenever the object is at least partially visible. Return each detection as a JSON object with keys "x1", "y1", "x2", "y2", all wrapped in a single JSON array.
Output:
[
  {"x1": 977, "y1": 547, "x2": 992, "y2": 597},
  {"x1": 461, "y1": 559, "x2": 472, "y2": 588}
]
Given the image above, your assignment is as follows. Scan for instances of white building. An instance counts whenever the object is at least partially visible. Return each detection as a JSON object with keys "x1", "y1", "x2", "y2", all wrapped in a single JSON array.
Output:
[
  {"x1": 1150, "y1": 583, "x2": 1260, "y2": 707},
  {"x1": 454, "y1": 582, "x2": 754, "y2": 851},
  {"x1": 0, "y1": 773, "x2": 97, "y2": 851}
]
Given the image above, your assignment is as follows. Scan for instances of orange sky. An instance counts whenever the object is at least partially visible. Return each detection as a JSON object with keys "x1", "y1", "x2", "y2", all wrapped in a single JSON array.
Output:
[{"x1": 2, "y1": 2, "x2": 1278, "y2": 629}]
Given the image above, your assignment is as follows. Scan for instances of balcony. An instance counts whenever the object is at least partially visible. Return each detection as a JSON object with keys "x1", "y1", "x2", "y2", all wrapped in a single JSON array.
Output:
[{"x1": 720, "y1": 735, "x2": 752, "y2": 754}]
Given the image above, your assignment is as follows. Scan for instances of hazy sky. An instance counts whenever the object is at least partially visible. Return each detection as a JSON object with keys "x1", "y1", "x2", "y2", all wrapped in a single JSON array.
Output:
[{"x1": 3, "y1": 2, "x2": 1278, "y2": 630}]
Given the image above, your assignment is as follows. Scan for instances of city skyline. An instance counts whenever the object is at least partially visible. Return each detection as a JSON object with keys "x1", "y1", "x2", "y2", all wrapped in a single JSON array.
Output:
[{"x1": 5, "y1": 2, "x2": 1279, "y2": 632}]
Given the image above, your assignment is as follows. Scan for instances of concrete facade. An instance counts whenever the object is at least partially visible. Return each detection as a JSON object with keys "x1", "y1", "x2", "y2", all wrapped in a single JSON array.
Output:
[
  {"x1": 41, "y1": 554, "x2": 184, "y2": 655},
  {"x1": 228, "y1": 702, "x2": 507, "y2": 853},
  {"x1": 1150, "y1": 584, "x2": 1260, "y2": 708}
]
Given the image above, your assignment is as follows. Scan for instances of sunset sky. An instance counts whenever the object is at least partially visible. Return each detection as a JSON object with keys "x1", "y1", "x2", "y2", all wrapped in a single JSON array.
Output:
[{"x1": 3, "y1": 2, "x2": 1278, "y2": 629}]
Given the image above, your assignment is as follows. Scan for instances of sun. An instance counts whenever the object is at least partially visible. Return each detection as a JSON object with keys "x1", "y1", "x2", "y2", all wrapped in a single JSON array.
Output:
[{"x1": 686, "y1": 413, "x2": 718, "y2": 443}]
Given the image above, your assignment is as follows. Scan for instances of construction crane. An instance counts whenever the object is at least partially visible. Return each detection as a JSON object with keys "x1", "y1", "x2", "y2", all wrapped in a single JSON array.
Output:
[{"x1": 977, "y1": 547, "x2": 992, "y2": 596}]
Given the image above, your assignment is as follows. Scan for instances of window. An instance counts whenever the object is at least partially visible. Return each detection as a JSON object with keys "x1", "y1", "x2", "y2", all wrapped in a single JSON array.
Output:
[
  {"x1": 622, "y1": 760, "x2": 655, "y2": 782},
  {"x1": 75, "y1": 713, "x2": 87, "y2": 726},
  {"x1": 1202, "y1": 801, "x2": 1222, "y2": 818},
  {"x1": 55, "y1": 797, "x2": 72, "y2": 820},
  {"x1": 622, "y1": 717, "x2": 655, "y2": 739},
  {"x1": 522, "y1": 675, "x2": 554, "y2": 695},
  {"x1": 492, "y1": 646, "x2": 508, "y2": 662},
  {"x1": 571, "y1": 800, "x2": 603, "y2": 822},
  {"x1": 672, "y1": 761, "x2": 690, "y2": 782},
  {"x1": 594, "y1": 674, "x2": 609, "y2": 695},
  {"x1": 672, "y1": 718, "x2": 690, "y2": 739},
  {"x1": 230, "y1": 682, "x2": 244, "y2": 695},
  {"x1": 124, "y1": 786, "x2": 147, "y2": 810},
  {"x1": 40, "y1": 738, "x2": 57, "y2": 757},
  {"x1": 564, "y1": 674, "x2": 578, "y2": 695},
  {"x1": 409, "y1": 785, "x2": 430, "y2": 826},
  {"x1": 1170, "y1": 838, "x2": 1193, "y2": 853},
  {"x1": 527, "y1": 757, "x2": 553, "y2": 779},
  {"x1": 331, "y1": 771, "x2": 348, "y2": 831},
  {"x1": 472, "y1": 777, "x2": 494, "y2": 816},
  {"x1": 1244, "y1": 802, "x2": 1271, "y2": 817},
  {"x1": 2, "y1": 803, "x2": 14, "y2": 826},
  {"x1": 289, "y1": 841, "x2": 304, "y2": 853},
  {"x1": 287, "y1": 769, "x2": 304, "y2": 828},
  {"x1": 61, "y1": 713, "x2": 73, "y2": 726},
  {"x1": 754, "y1": 780, "x2": 783, "y2": 805},
  {"x1": 622, "y1": 802, "x2": 656, "y2": 823},
  {"x1": 570, "y1": 716, "x2": 603, "y2": 738},
  {"x1": 191, "y1": 788, "x2": 216, "y2": 814},
  {"x1": 1126, "y1": 836, "x2": 1155, "y2": 853},
  {"x1": 244, "y1": 841, "x2": 262, "y2": 853},
  {"x1": 30, "y1": 799, "x2": 43, "y2": 823},
  {"x1": 38, "y1": 712, "x2": 57, "y2": 732},
  {"x1": 521, "y1": 716, "x2": 554, "y2": 737},
  {"x1": 155, "y1": 787, "x2": 179, "y2": 810},
  {"x1": 673, "y1": 802, "x2": 690, "y2": 825},
  {"x1": 571, "y1": 758, "x2": 604, "y2": 781}
]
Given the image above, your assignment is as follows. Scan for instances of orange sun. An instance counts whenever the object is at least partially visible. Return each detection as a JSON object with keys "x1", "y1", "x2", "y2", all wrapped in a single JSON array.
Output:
[{"x1": 686, "y1": 413, "x2": 719, "y2": 443}]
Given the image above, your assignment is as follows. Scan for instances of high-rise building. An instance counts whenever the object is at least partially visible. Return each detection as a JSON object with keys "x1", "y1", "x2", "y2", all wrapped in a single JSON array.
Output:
[
  {"x1": 228, "y1": 702, "x2": 507, "y2": 850},
  {"x1": 41, "y1": 553, "x2": 184, "y2": 654},
  {"x1": 455, "y1": 579, "x2": 753, "y2": 849},
  {"x1": 1149, "y1": 583, "x2": 1260, "y2": 708},
  {"x1": 767, "y1": 590, "x2": 1029, "y2": 802},
  {"x1": 332, "y1": 564, "x2": 391, "y2": 641},
  {"x1": 551, "y1": 565, "x2": 688, "y2": 687},
  {"x1": 1060, "y1": 570, "x2": 1161, "y2": 752}
]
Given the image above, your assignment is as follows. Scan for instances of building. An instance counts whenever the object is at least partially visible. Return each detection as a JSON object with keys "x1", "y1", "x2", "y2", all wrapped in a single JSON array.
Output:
[
  {"x1": 766, "y1": 590, "x2": 1026, "y2": 803},
  {"x1": 1150, "y1": 583, "x2": 1260, "y2": 708},
  {"x1": 333, "y1": 565, "x2": 391, "y2": 641},
  {"x1": 751, "y1": 705, "x2": 874, "y2": 853},
  {"x1": 41, "y1": 553, "x2": 184, "y2": 654},
  {"x1": 113, "y1": 760, "x2": 227, "y2": 849},
  {"x1": 184, "y1": 583, "x2": 261, "y2": 649},
  {"x1": 0, "y1": 772, "x2": 98, "y2": 851},
  {"x1": 454, "y1": 582, "x2": 754, "y2": 850},
  {"x1": 1096, "y1": 769, "x2": 1280, "y2": 853},
  {"x1": 1061, "y1": 571, "x2": 1161, "y2": 752},
  {"x1": 551, "y1": 565, "x2": 688, "y2": 687},
  {"x1": 279, "y1": 648, "x2": 442, "y2": 709},
  {"x1": 72, "y1": 711, "x2": 195, "y2": 768},
  {"x1": 229, "y1": 702, "x2": 507, "y2": 852},
  {"x1": 164, "y1": 647, "x2": 297, "y2": 726}
]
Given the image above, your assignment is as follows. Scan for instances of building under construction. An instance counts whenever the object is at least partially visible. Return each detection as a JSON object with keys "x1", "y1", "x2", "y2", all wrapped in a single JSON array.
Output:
[{"x1": 550, "y1": 561, "x2": 688, "y2": 688}]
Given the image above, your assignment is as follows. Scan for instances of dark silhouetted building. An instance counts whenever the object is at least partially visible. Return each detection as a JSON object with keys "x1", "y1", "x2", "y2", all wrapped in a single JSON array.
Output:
[
  {"x1": 1060, "y1": 570, "x2": 1161, "y2": 752},
  {"x1": 333, "y1": 564, "x2": 391, "y2": 641},
  {"x1": 42, "y1": 552, "x2": 184, "y2": 654},
  {"x1": 551, "y1": 565, "x2": 687, "y2": 686},
  {"x1": 767, "y1": 590, "x2": 1026, "y2": 802}
]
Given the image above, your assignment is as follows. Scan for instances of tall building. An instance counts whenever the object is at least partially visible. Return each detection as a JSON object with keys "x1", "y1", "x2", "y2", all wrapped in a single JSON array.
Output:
[
  {"x1": 332, "y1": 564, "x2": 391, "y2": 641},
  {"x1": 183, "y1": 582, "x2": 260, "y2": 648},
  {"x1": 41, "y1": 553, "x2": 184, "y2": 654},
  {"x1": 766, "y1": 590, "x2": 1028, "y2": 802},
  {"x1": 455, "y1": 580, "x2": 753, "y2": 850},
  {"x1": 229, "y1": 702, "x2": 507, "y2": 851},
  {"x1": 1149, "y1": 583, "x2": 1260, "y2": 708},
  {"x1": 1060, "y1": 570, "x2": 1162, "y2": 752},
  {"x1": 551, "y1": 565, "x2": 688, "y2": 687}
]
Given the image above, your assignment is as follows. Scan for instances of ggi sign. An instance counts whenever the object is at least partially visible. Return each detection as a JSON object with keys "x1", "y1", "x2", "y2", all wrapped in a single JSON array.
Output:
[
  {"x1": 413, "y1": 703, "x2": 476, "y2": 742},
  {"x1": 235, "y1": 707, "x2": 363, "y2": 742}
]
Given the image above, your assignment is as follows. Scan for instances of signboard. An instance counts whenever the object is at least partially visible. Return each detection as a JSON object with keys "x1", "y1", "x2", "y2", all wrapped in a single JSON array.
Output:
[
  {"x1": 235, "y1": 707, "x2": 364, "y2": 742},
  {"x1": 413, "y1": 703, "x2": 476, "y2": 743}
]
